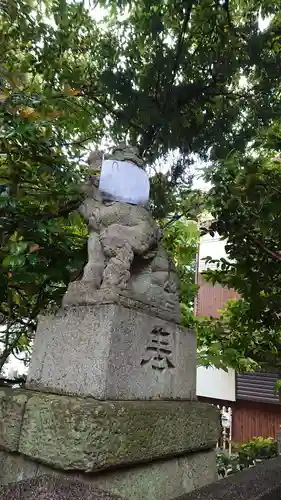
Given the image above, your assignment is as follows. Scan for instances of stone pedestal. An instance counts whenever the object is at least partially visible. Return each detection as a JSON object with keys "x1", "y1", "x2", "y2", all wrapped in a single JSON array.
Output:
[
  {"x1": 0, "y1": 389, "x2": 219, "y2": 499},
  {"x1": 1, "y1": 292, "x2": 220, "y2": 499},
  {"x1": 26, "y1": 299, "x2": 196, "y2": 400}
]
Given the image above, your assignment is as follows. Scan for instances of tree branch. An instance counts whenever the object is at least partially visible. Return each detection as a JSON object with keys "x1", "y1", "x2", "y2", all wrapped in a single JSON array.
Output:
[
  {"x1": 1, "y1": 197, "x2": 83, "y2": 221},
  {"x1": 61, "y1": 91, "x2": 146, "y2": 134},
  {"x1": 170, "y1": 1, "x2": 197, "y2": 89},
  {"x1": 222, "y1": 0, "x2": 247, "y2": 41},
  {"x1": 251, "y1": 237, "x2": 281, "y2": 263},
  {"x1": 0, "y1": 329, "x2": 24, "y2": 372},
  {"x1": 30, "y1": 279, "x2": 51, "y2": 319},
  {"x1": 139, "y1": 1, "x2": 197, "y2": 157}
]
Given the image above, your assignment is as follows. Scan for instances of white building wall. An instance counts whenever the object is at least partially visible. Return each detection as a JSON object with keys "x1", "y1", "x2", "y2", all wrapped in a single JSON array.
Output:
[
  {"x1": 198, "y1": 232, "x2": 228, "y2": 272},
  {"x1": 196, "y1": 366, "x2": 236, "y2": 402},
  {"x1": 196, "y1": 231, "x2": 236, "y2": 402}
]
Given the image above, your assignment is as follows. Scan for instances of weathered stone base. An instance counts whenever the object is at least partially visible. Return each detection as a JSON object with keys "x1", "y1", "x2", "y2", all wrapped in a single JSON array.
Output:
[
  {"x1": 0, "y1": 449, "x2": 217, "y2": 500},
  {"x1": 62, "y1": 285, "x2": 181, "y2": 323},
  {"x1": 0, "y1": 389, "x2": 219, "y2": 499},
  {"x1": 0, "y1": 389, "x2": 219, "y2": 472},
  {"x1": 26, "y1": 303, "x2": 196, "y2": 400}
]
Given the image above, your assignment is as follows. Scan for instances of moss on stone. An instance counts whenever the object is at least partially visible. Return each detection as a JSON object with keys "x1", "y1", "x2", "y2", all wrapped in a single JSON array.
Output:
[
  {"x1": 16, "y1": 392, "x2": 220, "y2": 472},
  {"x1": 0, "y1": 389, "x2": 29, "y2": 452}
]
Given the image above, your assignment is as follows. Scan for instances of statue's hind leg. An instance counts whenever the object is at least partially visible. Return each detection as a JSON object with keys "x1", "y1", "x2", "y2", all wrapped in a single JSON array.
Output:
[
  {"x1": 101, "y1": 242, "x2": 134, "y2": 289},
  {"x1": 81, "y1": 232, "x2": 104, "y2": 289}
]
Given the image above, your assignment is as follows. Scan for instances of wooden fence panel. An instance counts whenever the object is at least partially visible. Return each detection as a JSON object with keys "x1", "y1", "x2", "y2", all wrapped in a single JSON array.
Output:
[{"x1": 232, "y1": 402, "x2": 281, "y2": 443}]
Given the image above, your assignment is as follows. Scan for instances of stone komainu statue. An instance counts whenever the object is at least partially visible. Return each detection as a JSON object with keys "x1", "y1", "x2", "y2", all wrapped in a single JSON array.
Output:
[{"x1": 64, "y1": 145, "x2": 180, "y2": 318}]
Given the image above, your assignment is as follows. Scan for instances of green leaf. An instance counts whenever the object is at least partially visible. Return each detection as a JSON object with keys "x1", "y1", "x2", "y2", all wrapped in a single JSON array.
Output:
[
  {"x1": 2, "y1": 256, "x2": 11, "y2": 267},
  {"x1": 274, "y1": 379, "x2": 281, "y2": 394}
]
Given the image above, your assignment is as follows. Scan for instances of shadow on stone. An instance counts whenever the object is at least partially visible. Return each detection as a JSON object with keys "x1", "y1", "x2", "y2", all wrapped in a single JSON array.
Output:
[
  {"x1": 175, "y1": 455, "x2": 281, "y2": 500},
  {"x1": 0, "y1": 475, "x2": 125, "y2": 500}
]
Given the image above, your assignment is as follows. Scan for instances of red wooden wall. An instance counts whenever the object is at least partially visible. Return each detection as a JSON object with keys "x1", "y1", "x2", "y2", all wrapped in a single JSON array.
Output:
[
  {"x1": 196, "y1": 274, "x2": 239, "y2": 318},
  {"x1": 232, "y1": 401, "x2": 281, "y2": 443},
  {"x1": 196, "y1": 271, "x2": 281, "y2": 443},
  {"x1": 199, "y1": 396, "x2": 281, "y2": 443}
]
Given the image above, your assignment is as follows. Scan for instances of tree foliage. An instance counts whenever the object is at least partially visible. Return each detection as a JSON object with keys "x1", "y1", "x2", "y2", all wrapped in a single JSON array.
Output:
[
  {"x1": 163, "y1": 217, "x2": 199, "y2": 325},
  {"x1": 0, "y1": 0, "x2": 93, "y2": 372},
  {"x1": 0, "y1": 79, "x2": 89, "y2": 372},
  {"x1": 98, "y1": 0, "x2": 281, "y2": 164},
  {"x1": 2, "y1": 0, "x2": 281, "y2": 374},
  {"x1": 199, "y1": 128, "x2": 281, "y2": 371}
]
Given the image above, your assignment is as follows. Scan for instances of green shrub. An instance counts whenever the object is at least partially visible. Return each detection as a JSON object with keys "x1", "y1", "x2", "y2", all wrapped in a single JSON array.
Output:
[
  {"x1": 216, "y1": 437, "x2": 278, "y2": 478},
  {"x1": 238, "y1": 437, "x2": 278, "y2": 467},
  {"x1": 216, "y1": 452, "x2": 241, "y2": 478}
]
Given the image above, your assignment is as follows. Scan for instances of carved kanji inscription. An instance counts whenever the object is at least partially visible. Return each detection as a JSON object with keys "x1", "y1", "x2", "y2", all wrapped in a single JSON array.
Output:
[{"x1": 141, "y1": 327, "x2": 175, "y2": 371}]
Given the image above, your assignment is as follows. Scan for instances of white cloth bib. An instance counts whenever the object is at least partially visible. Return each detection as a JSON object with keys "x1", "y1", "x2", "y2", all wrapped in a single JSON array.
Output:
[{"x1": 99, "y1": 159, "x2": 150, "y2": 205}]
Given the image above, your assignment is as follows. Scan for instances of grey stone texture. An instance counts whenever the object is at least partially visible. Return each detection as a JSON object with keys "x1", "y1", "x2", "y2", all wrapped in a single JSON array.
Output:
[
  {"x1": 66, "y1": 144, "x2": 181, "y2": 322},
  {"x1": 17, "y1": 392, "x2": 219, "y2": 472},
  {"x1": 0, "y1": 451, "x2": 40, "y2": 485},
  {"x1": 0, "y1": 475, "x2": 124, "y2": 500},
  {"x1": 0, "y1": 450, "x2": 217, "y2": 500},
  {"x1": 0, "y1": 143, "x2": 219, "y2": 499},
  {"x1": 175, "y1": 455, "x2": 281, "y2": 500},
  {"x1": 0, "y1": 389, "x2": 28, "y2": 451},
  {"x1": 26, "y1": 303, "x2": 196, "y2": 400},
  {"x1": 62, "y1": 286, "x2": 178, "y2": 322},
  {"x1": 81, "y1": 450, "x2": 217, "y2": 500}
]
